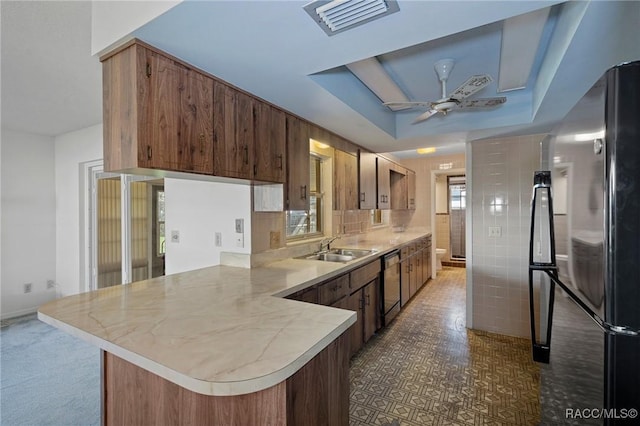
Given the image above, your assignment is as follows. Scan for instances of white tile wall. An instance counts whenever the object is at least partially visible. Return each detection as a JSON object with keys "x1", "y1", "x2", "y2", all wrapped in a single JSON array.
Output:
[{"x1": 470, "y1": 134, "x2": 545, "y2": 338}]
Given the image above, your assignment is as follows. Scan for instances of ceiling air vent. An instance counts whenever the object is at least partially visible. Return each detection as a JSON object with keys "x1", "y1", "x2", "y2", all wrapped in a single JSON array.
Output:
[{"x1": 304, "y1": 0, "x2": 399, "y2": 36}]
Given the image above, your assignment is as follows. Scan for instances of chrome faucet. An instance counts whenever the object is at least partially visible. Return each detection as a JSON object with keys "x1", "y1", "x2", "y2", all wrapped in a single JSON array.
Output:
[{"x1": 319, "y1": 236, "x2": 340, "y2": 252}]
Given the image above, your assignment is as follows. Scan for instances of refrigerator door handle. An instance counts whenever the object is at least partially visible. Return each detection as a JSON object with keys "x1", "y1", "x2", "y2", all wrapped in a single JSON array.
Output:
[
  {"x1": 528, "y1": 170, "x2": 557, "y2": 363},
  {"x1": 543, "y1": 270, "x2": 639, "y2": 337}
]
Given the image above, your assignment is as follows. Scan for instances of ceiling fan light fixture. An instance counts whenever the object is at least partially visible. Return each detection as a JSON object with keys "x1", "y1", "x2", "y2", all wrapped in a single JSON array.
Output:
[{"x1": 304, "y1": 0, "x2": 400, "y2": 36}]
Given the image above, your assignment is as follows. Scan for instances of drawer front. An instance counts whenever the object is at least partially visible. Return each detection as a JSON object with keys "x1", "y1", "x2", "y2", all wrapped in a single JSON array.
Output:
[
  {"x1": 287, "y1": 286, "x2": 318, "y2": 304},
  {"x1": 318, "y1": 274, "x2": 350, "y2": 305},
  {"x1": 350, "y1": 260, "x2": 381, "y2": 293}
]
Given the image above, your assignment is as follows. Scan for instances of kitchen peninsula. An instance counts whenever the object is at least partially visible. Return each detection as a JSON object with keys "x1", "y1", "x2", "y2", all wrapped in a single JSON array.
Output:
[{"x1": 38, "y1": 231, "x2": 430, "y2": 425}]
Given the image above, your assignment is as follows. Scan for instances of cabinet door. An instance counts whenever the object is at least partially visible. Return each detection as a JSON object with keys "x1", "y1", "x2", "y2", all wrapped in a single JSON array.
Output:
[
  {"x1": 415, "y1": 251, "x2": 423, "y2": 290},
  {"x1": 422, "y1": 247, "x2": 430, "y2": 285},
  {"x1": 334, "y1": 150, "x2": 358, "y2": 211},
  {"x1": 409, "y1": 255, "x2": 418, "y2": 299},
  {"x1": 377, "y1": 157, "x2": 391, "y2": 209},
  {"x1": 400, "y1": 259, "x2": 410, "y2": 307},
  {"x1": 363, "y1": 279, "x2": 379, "y2": 343},
  {"x1": 254, "y1": 102, "x2": 286, "y2": 183},
  {"x1": 407, "y1": 170, "x2": 416, "y2": 210},
  {"x1": 358, "y1": 151, "x2": 377, "y2": 210},
  {"x1": 286, "y1": 115, "x2": 310, "y2": 211},
  {"x1": 347, "y1": 291, "x2": 364, "y2": 357},
  {"x1": 213, "y1": 83, "x2": 253, "y2": 179},
  {"x1": 143, "y1": 50, "x2": 214, "y2": 174}
]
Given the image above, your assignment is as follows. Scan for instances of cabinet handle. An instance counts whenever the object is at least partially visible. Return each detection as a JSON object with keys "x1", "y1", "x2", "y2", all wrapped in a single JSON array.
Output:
[
  {"x1": 277, "y1": 154, "x2": 283, "y2": 170},
  {"x1": 361, "y1": 192, "x2": 365, "y2": 202},
  {"x1": 199, "y1": 134, "x2": 205, "y2": 154},
  {"x1": 360, "y1": 297, "x2": 365, "y2": 311},
  {"x1": 366, "y1": 294, "x2": 371, "y2": 306},
  {"x1": 147, "y1": 145, "x2": 152, "y2": 160},
  {"x1": 301, "y1": 185, "x2": 307, "y2": 200},
  {"x1": 243, "y1": 146, "x2": 249, "y2": 165},
  {"x1": 253, "y1": 165, "x2": 257, "y2": 175}
]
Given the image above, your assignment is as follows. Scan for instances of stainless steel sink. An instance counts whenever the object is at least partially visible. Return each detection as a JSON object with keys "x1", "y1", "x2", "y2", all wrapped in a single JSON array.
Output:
[
  {"x1": 300, "y1": 253, "x2": 355, "y2": 262},
  {"x1": 294, "y1": 247, "x2": 376, "y2": 263},
  {"x1": 329, "y1": 248, "x2": 375, "y2": 258}
]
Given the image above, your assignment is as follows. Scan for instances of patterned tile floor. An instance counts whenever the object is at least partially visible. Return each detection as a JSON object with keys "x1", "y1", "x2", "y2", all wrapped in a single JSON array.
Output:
[{"x1": 349, "y1": 267, "x2": 540, "y2": 426}]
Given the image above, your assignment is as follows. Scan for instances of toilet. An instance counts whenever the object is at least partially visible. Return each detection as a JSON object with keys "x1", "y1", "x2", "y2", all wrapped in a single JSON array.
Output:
[{"x1": 435, "y1": 248, "x2": 447, "y2": 271}]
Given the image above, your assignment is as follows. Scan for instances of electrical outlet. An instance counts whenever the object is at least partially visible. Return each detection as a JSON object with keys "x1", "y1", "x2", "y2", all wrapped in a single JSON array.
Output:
[
  {"x1": 47, "y1": 280, "x2": 55, "y2": 289},
  {"x1": 171, "y1": 230, "x2": 180, "y2": 243},
  {"x1": 23, "y1": 283, "x2": 32, "y2": 294},
  {"x1": 488, "y1": 226, "x2": 502, "y2": 237},
  {"x1": 215, "y1": 232, "x2": 222, "y2": 247},
  {"x1": 236, "y1": 234, "x2": 244, "y2": 248}
]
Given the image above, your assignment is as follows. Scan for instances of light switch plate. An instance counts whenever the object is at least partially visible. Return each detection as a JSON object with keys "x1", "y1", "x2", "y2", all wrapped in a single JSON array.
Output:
[
  {"x1": 488, "y1": 226, "x2": 501, "y2": 237},
  {"x1": 215, "y1": 232, "x2": 222, "y2": 247},
  {"x1": 235, "y1": 218, "x2": 244, "y2": 233}
]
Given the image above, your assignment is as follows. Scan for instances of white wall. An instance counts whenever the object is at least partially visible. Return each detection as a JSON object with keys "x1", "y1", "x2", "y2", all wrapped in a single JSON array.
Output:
[
  {"x1": 164, "y1": 179, "x2": 251, "y2": 275},
  {"x1": 54, "y1": 124, "x2": 103, "y2": 297},
  {"x1": 470, "y1": 134, "x2": 545, "y2": 338},
  {"x1": 91, "y1": 0, "x2": 182, "y2": 55},
  {"x1": 435, "y1": 174, "x2": 448, "y2": 214},
  {"x1": 1, "y1": 129, "x2": 57, "y2": 318}
]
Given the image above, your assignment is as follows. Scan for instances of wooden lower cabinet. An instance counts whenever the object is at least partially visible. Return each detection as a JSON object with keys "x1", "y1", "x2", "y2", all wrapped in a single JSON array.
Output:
[
  {"x1": 363, "y1": 279, "x2": 379, "y2": 343},
  {"x1": 347, "y1": 291, "x2": 364, "y2": 357},
  {"x1": 347, "y1": 279, "x2": 379, "y2": 357},
  {"x1": 400, "y1": 258, "x2": 410, "y2": 307},
  {"x1": 102, "y1": 332, "x2": 350, "y2": 426}
]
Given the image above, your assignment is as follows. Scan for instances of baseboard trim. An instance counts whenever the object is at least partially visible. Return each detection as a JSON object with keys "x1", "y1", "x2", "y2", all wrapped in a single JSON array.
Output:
[{"x1": 1, "y1": 306, "x2": 38, "y2": 321}]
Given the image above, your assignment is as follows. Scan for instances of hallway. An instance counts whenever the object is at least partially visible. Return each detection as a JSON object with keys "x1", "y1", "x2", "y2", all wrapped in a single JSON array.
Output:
[{"x1": 349, "y1": 267, "x2": 540, "y2": 425}]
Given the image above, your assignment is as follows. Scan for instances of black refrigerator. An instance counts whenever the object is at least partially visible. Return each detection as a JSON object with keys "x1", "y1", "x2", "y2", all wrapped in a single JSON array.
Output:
[{"x1": 528, "y1": 61, "x2": 640, "y2": 425}]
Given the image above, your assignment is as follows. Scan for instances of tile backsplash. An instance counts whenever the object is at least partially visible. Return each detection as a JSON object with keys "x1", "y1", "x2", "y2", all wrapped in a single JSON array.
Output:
[{"x1": 470, "y1": 134, "x2": 545, "y2": 338}]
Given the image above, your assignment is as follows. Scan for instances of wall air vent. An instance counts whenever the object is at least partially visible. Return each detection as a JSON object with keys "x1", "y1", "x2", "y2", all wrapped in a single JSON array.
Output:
[{"x1": 304, "y1": 0, "x2": 399, "y2": 36}]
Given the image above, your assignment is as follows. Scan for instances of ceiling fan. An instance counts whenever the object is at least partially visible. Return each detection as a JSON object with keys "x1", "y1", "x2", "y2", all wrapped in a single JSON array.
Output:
[{"x1": 384, "y1": 59, "x2": 507, "y2": 124}]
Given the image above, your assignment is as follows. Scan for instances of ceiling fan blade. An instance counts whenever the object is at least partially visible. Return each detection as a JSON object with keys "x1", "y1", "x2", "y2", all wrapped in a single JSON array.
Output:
[
  {"x1": 383, "y1": 101, "x2": 434, "y2": 109},
  {"x1": 412, "y1": 109, "x2": 438, "y2": 124},
  {"x1": 457, "y1": 97, "x2": 506, "y2": 109},
  {"x1": 449, "y1": 74, "x2": 493, "y2": 100}
]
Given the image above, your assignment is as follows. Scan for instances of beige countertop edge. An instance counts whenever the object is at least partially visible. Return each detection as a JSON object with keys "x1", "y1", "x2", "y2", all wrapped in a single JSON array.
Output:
[{"x1": 38, "y1": 310, "x2": 356, "y2": 397}]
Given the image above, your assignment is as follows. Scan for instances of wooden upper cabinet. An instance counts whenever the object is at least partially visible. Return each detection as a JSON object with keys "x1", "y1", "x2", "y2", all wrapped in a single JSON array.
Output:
[
  {"x1": 407, "y1": 170, "x2": 416, "y2": 210},
  {"x1": 103, "y1": 43, "x2": 214, "y2": 175},
  {"x1": 213, "y1": 82, "x2": 253, "y2": 179},
  {"x1": 286, "y1": 115, "x2": 310, "y2": 211},
  {"x1": 334, "y1": 149, "x2": 358, "y2": 211},
  {"x1": 390, "y1": 169, "x2": 407, "y2": 210},
  {"x1": 377, "y1": 156, "x2": 391, "y2": 210},
  {"x1": 358, "y1": 151, "x2": 377, "y2": 210},
  {"x1": 254, "y1": 102, "x2": 286, "y2": 183}
]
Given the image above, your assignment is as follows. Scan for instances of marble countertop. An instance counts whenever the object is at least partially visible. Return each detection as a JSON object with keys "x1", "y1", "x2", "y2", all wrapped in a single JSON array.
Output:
[{"x1": 38, "y1": 230, "x2": 430, "y2": 396}]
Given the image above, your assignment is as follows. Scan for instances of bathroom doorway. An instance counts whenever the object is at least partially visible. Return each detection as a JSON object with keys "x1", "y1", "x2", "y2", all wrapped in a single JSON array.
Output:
[
  {"x1": 448, "y1": 176, "x2": 466, "y2": 260},
  {"x1": 432, "y1": 169, "x2": 467, "y2": 272}
]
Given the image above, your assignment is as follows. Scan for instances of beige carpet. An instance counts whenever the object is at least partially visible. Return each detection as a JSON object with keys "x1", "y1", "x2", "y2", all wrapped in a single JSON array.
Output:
[{"x1": 349, "y1": 267, "x2": 540, "y2": 425}]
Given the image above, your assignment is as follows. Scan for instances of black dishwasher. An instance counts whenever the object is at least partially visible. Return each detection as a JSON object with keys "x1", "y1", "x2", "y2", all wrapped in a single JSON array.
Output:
[{"x1": 382, "y1": 251, "x2": 401, "y2": 325}]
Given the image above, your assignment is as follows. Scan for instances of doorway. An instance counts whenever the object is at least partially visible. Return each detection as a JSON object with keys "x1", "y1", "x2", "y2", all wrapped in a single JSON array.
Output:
[
  {"x1": 88, "y1": 165, "x2": 165, "y2": 290},
  {"x1": 448, "y1": 175, "x2": 466, "y2": 260}
]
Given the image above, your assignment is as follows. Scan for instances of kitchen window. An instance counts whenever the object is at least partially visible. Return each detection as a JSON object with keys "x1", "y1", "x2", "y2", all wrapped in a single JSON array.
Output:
[{"x1": 286, "y1": 155, "x2": 323, "y2": 239}]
